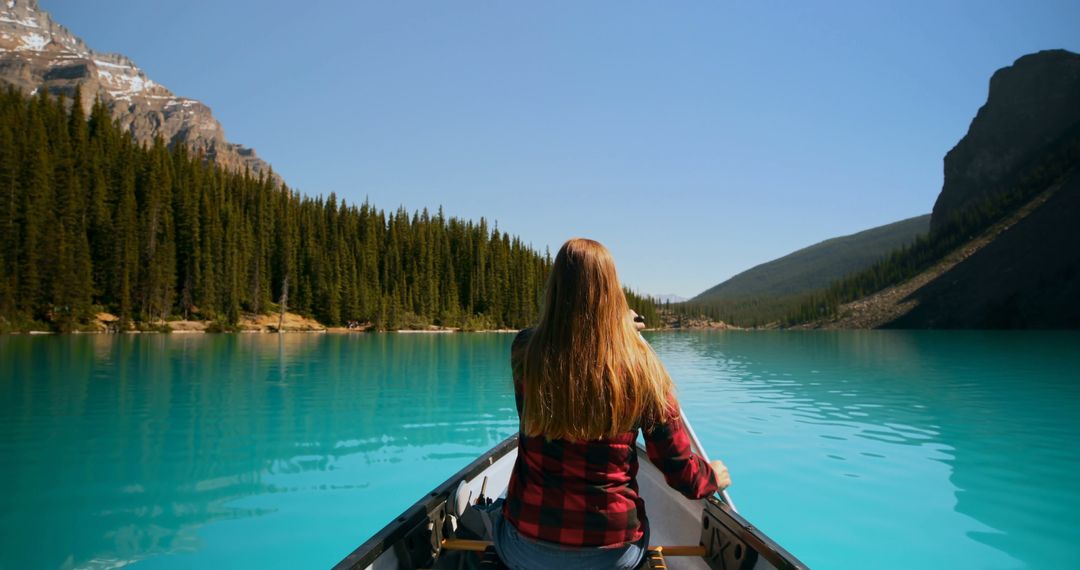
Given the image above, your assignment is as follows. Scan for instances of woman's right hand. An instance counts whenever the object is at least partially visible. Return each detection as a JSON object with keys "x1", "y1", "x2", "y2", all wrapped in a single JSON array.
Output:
[
  {"x1": 629, "y1": 309, "x2": 646, "y2": 331},
  {"x1": 710, "y1": 459, "x2": 731, "y2": 490}
]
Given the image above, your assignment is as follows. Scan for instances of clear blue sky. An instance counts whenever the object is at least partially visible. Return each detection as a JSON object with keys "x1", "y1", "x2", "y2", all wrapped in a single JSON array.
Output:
[{"x1": 43, "y1": 1, "x2": 1080, "y2": 298}]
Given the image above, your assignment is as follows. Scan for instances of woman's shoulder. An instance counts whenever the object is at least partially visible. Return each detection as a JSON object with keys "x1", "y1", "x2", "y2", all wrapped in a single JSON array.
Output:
[
  {"x1": 510, "y1": 328, "x2": 534, "y2": 375},
  {"x1": 512, "y1": 327, "x2": 535, "y2": 351},
  {"x1": 642, "y1": 391, "x2": 683, "y2": 432}
]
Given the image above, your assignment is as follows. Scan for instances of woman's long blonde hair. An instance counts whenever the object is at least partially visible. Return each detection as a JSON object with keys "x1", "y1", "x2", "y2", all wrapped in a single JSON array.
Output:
[{"x1": 519, "y1": 238, "x2": 675, "y2": 440}]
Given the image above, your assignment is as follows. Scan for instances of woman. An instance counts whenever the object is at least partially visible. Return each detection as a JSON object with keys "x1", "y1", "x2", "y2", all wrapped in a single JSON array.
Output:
[{"x1": 492, "y1": 238, "x2": 731, "y2": 570}]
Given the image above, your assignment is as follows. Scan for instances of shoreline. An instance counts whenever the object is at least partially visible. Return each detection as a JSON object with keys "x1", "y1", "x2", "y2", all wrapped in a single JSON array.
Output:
[
  {"x1": 4, "y1": 328, "x2": 528, "y2": 335},
  {"x1": 3, "y1": 327, "x2": 774, "y2": 335},
  {"x1": 2, "y1": 311, "x2": 775, "y2": 336},
  {"x1": 2, "y1": 312, "x2": 529, "y2": 335}
]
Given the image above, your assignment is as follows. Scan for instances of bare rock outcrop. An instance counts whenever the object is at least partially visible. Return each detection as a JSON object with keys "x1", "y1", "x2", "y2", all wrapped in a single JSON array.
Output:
[
  {"x1": 0, "y1": 0, "x2": 277, "y2": 181},
  {"x1": 931, "y1": 49, "x2": 1080, "y2": 232}
]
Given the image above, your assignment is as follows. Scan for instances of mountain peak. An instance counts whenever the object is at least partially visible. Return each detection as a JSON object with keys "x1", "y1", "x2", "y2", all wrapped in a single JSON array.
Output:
[
  {"x1": 931, "y1": 49, "x2": 1080, "y2": 232},
  {"x1": 6, "y1": 0, "x2": 41, "y2": 10},
  {"x1": 0, "y1": 1, "x2": 277, "y2": 182}
]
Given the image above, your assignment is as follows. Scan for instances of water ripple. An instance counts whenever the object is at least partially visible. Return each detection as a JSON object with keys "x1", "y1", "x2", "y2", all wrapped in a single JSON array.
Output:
[{"x1": 2, "y1": 331, "x2": 1079, "y2": 569}]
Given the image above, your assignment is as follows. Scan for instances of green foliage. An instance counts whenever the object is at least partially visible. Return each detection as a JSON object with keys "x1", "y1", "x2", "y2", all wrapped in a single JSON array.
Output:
[
  {"x1": 205, "y1": 319, "x2": 240, "y2": 333},
  {"x1": 669, "y1": 293, "x2": 814, "y2": 328},
  {"x1": 665, "y1": 214, "x2": 932, "y2": 327},
  {"x1": 624, "y1": 289, "x2": 663, "y2": 329},
  {"x1": 0, "y1": 87, "x2": 664, "y2": 332},
  {"x1": 140, "y1": 323, "x2": 173, "y2": 334},
  {"x1": 0, "y1": 315, "x2": 50, "y2": 334},
  {"x1": 396, "y1": 311, "x2": 432, "y2": 331},
  {"x1": 459, "y1": 313, "x2": 498, "y2": 332}
]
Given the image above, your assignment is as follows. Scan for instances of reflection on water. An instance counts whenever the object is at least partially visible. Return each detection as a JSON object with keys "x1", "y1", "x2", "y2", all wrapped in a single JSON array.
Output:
[
  {"x1": 1, "y1": 331, "x2": 1078, "y2": 569},
  {"x1": 647, "y1": 331, "x2": 1080, "y2": 569},
  {"x1": 0, "y1": 334, "x2": 519, "y2": 569}
]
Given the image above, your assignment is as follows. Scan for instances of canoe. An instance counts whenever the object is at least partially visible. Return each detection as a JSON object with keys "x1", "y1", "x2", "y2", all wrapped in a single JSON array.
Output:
[{"x1": 333, "y1": 435, "x2": 808, "y2": 570}]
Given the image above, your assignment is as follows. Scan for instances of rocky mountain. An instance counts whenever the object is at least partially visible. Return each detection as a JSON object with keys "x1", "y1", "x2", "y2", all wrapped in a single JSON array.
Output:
[
  {"x1": 813, "y1": 169, "x2": 1079, "y2": 329},
  {"x1": 889, "y1": 171, "x2": 1080, "y2": 328},
  {"x1": 0, "y1": 0, "x2": 275, "y2": 180},
  {"x1": 693, "y1": 214, "x2": 930, "y2": 302},
  {"x1": 931, "y1": 49, "x2": 1080, "y2": 232},
  {"x1": 810, "y1": 50, "x2": 1080, "y2": 329},
  {"x1": 893, "y1": 51, "x2": 1080, "y2": 327}
]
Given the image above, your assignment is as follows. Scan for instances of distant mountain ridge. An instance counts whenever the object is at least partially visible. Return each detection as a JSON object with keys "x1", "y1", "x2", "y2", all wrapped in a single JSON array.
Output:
[
  {"x1": 693, "y1": 214, "x2": 930, "y2": 302},
  {"x1": 0, "y1": 0, "x2": 275, "y2": 180}
]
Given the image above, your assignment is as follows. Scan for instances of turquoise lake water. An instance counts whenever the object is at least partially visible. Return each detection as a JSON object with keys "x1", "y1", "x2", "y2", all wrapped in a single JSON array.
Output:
[{"x1": 1, "y1": 331, "x2": 1078, "y2": 569}]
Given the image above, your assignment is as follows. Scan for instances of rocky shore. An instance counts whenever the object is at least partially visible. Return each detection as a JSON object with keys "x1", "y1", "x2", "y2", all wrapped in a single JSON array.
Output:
[{"x1": 3, "y1": 313, "x2": 528, "y2": 335}]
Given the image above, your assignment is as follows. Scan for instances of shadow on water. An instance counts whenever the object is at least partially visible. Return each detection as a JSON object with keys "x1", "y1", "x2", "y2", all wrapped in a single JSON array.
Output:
[
  {"x1": 644, "y1": 330, "x2": 1080, "y2": 569},
  {"x1": 0, "y1": 333, "x2": 519, "y2": 569}
]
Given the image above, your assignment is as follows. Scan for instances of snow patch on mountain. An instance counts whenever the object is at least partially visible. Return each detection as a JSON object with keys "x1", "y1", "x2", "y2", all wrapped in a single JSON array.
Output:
[{"x1": 0, "y1": 0, "x2": 277, "y2": 181}]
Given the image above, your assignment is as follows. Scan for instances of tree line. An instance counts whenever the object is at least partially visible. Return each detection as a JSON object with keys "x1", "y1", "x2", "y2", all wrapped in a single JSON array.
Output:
[
  {"x1": 665, "y1": 294, "x2": 815, "y2": 329},
  {"x1": 0, "y1": 87, "x2": 661, "y2": 332}
]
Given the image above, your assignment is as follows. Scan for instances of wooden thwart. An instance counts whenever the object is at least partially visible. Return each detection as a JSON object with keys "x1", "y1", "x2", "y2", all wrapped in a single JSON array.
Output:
[
  {"x1": 440, "y1": 538, "x2": 705, "y2": 557},
  {"x1": 650, "y1": 545, "x2": 707, "y2": 557},
  {"x1": 440, "y1": 539, "x2": 492, "y2": 552}
]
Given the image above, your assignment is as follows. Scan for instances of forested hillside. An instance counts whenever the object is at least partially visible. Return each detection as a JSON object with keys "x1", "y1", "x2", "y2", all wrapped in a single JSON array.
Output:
[
  {"x1": 665, "y1": 213, "x2": 928, "y2": 326},
  {"x1": 0, "y1": 88, "x2": 659, "y2": 332},
  {"x1": 694, "y1": 214, "x2": 930, "y2": 301},
  {"x1": 671, "y1": 214, "x2": 929, "y2": 326}
]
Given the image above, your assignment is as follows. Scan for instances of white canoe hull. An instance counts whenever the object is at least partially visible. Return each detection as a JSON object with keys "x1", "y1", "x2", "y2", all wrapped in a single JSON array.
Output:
[{"x1": 335, "y1": 436, "x2": 806, "y2": 570}]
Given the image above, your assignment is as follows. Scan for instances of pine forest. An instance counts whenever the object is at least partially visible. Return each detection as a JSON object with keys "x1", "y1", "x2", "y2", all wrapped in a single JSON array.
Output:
[{"x1": 0, "y1": 88, "x2": 661, "y2": 332}]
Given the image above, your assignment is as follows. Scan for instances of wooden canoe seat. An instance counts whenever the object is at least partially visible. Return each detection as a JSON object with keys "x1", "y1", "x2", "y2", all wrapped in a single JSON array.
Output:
[
  {"x1": 642, "y1": 548, "x2": 668, "y2": 569},
  {"x1": 440, "y1": 538, "x2": 705, "y2": 569}
]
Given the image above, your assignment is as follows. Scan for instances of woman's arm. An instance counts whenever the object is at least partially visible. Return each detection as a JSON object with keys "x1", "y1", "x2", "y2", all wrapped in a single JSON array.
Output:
[{"x1": 643, "y1": 399, "x2": 724, "y2": 500}]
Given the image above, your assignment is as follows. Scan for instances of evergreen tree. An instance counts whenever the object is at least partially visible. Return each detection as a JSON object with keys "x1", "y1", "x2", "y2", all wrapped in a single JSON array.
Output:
[{"x1": 0, "y1": 87, "x2": 663, "y2": 331}]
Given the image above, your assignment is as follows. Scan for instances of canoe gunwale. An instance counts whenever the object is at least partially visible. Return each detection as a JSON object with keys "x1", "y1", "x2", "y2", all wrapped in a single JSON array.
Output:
[
  {"x1": 701, "y1": 494, "x2": 808, "y2": 570},
  {"x1": 632, "y1": 441, "x2": 809, "y2": 570},
  {"x1": 332, "y1": 436, "x2": 517, "y2": 570},
  {"x1": 334, "y1": 436, "x2": 808, "y2": 570}
]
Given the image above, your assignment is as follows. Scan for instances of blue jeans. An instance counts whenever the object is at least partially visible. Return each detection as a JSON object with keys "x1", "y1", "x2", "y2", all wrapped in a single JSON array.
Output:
[{"x1": 487, "y1": 502, "x2": 649, "y2": 570}]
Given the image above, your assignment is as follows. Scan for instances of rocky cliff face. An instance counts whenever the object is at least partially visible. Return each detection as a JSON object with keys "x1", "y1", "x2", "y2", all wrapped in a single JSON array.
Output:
[
  {"x1": 0, "y1": 0, "x2": 275, "y2": 181},
  {"x1": 889, "y1": 170, "x2": 1080, "y2": 328},
  {"x1": 931, "y1": 50, "x2": 1080, "y2": 232}
]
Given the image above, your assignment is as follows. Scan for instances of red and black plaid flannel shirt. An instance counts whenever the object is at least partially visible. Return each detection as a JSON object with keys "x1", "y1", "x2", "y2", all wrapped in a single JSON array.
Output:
[{"x1": 502, "y1": 329, "x2": 719, "y2": 547}]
